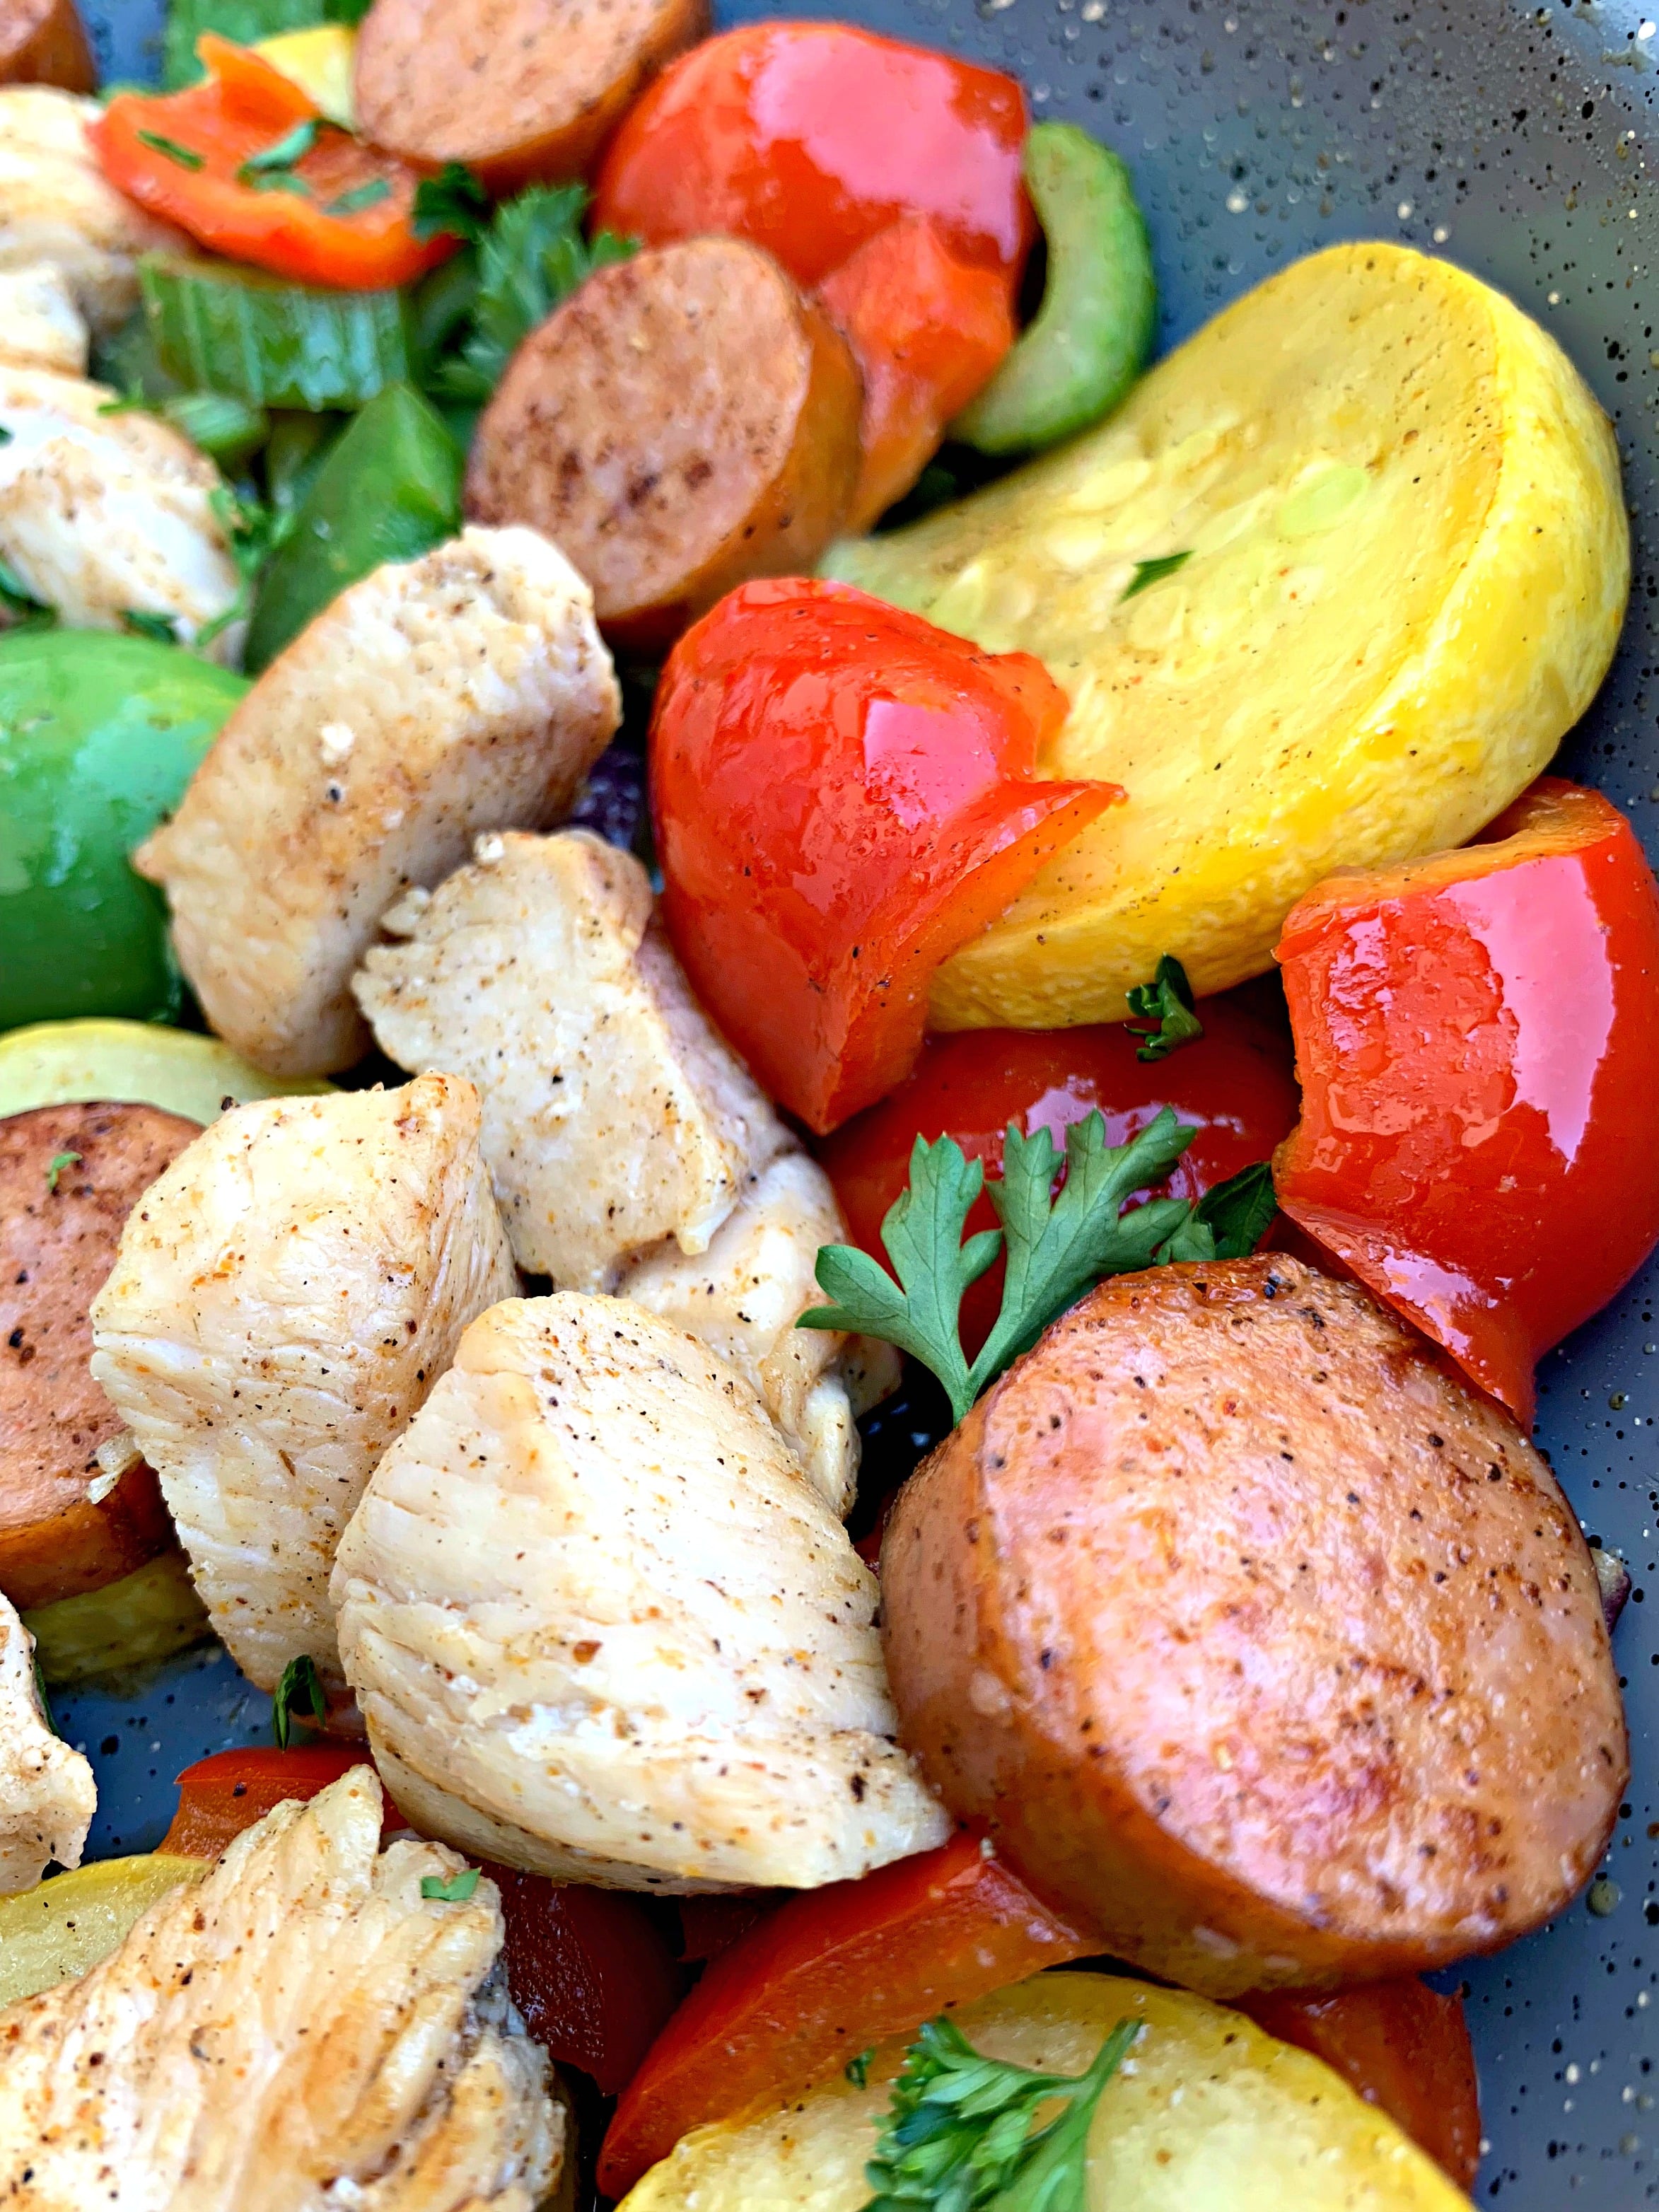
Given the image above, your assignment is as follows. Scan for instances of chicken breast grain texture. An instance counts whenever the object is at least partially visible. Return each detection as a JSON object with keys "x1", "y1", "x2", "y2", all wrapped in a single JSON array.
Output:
[
  {"x1": 0, "y1": 1767, "x2": 563, "y2": 2211},
  {"x1": 881, "y1": 1255, "x2": 1628, "y2": 1997},
  {"x1": 0, "y1": 88, "x2": 185, "y2": 334},
  {"x1": 0, "y1": 365, "x2": 242, "y2": 655},
  {"x1": 137, "y1": 528, "x2": 622, "y2": 1079},
  {"x1": 355, "y1": 828, "x2": 792, "y2": 1288},
  {"x1": 0, "y1": 264, "x2": 86, "y2": 373},
  {"x1": 88, "y1": 1076, "x2": 518, "y2": 1699},
  {"x1": 0, "y1": 1591, "x2": 95, "y2": 1894},
  {"x1": 331, "y1": 1294, "x2": 950, "y2": 1891}
]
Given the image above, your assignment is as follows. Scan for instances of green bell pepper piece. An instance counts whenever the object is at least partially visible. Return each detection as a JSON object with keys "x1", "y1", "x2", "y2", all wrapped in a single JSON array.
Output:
[
  {"x1": 0, "y1": 632, "x2": 247, "y2": 1033},
  {"x1": 953, "y1": 122, "x2": 1156, "y2": 455},
  {"x1": 244, "y1": 381, "x2": 462, "y2": 672}
]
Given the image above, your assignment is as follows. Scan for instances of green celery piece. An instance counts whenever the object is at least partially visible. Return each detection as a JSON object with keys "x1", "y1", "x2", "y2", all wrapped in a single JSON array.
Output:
[
  {"x1": 954, "y1": 121, "x2": 1157, "y2": 455},
  {"x1": 803, "y1": 1134, "x2": 1001, "y2": 1424},
  {"x1": 162, "y1": 0, "x2": 324, "y2": 88},
  {"x1": 970, "y1": 1107, "x2": 1194, "y2": 1383},
  {"x1": 140, "y1": 255, "x2": 413, "y2": 412},
  {"x1": 158, "y1": 390, "x2": 270, "y2": 468},
  {"x1": 245, "y1": 381, "x2": 461, "y2": 670}
]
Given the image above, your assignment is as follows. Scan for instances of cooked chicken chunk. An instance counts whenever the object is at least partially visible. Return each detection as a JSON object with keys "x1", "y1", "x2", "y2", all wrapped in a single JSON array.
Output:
[
  {"x1": 617, "y1": 1152, "x2": 898, "y2": 1517},
  {"x1": 0, "y1": 1766, "x2": 562, "y2": 2211},
  {"x1": 0, "y1": 264, "x2": 86, "y2": 373},
  {"x1": 332, "y1": 1296, "x2": 949, "y2": 1891},
  {"x1": 137, "y1": 528, "x2": 621, "y2": 1078},
  {"x1": 89, "y1": 1076, "x2": 517, "y2": 1699},
  {"x1": 0, "y1": 88, "x2": 185, "y2": 334},
  {"x1": 0, "y1": 365, "x2": 241, "y2": 654},
  {"x1": 355, "y1": 829, "x2": 791, "y2": 1286},
  {"x1": 0, "y1": 1591, "x2": 94, "y2": 1894}
]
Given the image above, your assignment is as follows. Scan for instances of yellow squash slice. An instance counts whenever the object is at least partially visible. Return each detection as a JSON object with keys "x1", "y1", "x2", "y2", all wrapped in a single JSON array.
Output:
[
  {"x1": 0, "y1": 1018, "x2": 331, "y2": 1126},
  {"x1": 618, "y1": 1971, "x2": 1472, "y2": 2211},
  {"x1": 826, "y1": 241, "x2": 1627, "y2": 1029},
  {"x1": 0, "y1": 1854, "x2": 206, "y2": 2011}
]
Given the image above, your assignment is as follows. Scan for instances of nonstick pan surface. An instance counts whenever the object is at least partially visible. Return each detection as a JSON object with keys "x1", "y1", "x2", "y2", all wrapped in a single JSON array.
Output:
[{"x1": 72, "y1": 0, "x2": 1659, "y2": 2199}]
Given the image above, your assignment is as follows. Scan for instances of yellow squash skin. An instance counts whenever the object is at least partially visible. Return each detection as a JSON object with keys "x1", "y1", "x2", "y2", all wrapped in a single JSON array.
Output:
[
  {"x1": 0, "y1": 1854, "x2": 206, "y2": 2010},
  {"x1": 617, "y1": 1971, "x2": 1472, "y2": 2211},
  {"x1": 0, "y1": 1018, "x2": 331, "y2": 1126},
  {"x1": 825, "y1": 242, "x2": 1628, "y2": 1030}
]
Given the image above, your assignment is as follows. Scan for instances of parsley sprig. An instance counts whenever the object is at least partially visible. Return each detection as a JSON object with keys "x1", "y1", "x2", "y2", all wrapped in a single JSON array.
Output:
[
  {"x1": 420, "y1": 1865, "x2": 481, "y2": 1902},
  {"x1": 272, "y1": 1653, "x2": 326, "y2": 1747},
  {"x1": 801, "y1": 1111, "x2": 1276, "y2": 1422},
  {"x1": 1125, "y1": 953, "x2": 1202, "y2": 1062},
  {"x1": 861, "y1": 2013, "x2": 1140, "y2": 2212}
]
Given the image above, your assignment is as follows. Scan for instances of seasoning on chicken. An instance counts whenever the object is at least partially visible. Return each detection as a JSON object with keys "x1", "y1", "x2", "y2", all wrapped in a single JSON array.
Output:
[
  {"x1": 0, "y1": 1766, "x2": 563, "y2": 2209},
  {"x1": 0, "y1": 264, "x2": 84, "y2": 373},
  {"x1": 137, "y1": 528, "x2": 622, "y2": 1080},
  {"x1": 89, "y1": 1076, "x2": 518, "y2": 1699},
  {"x1": 0, "y1": 87, "x2": 185, "y2": 334},
  {"x1": 354, "y1": 828, "x2": 792, "y2": 1286},
  {"x1": 332, "y1": 1295, "x2": 950, "y2": 1890},
  {"x1": 0, "y1": 365, "x2": 242, "y2": 653},
  {"x1": 0, "y1": 1590, "x2": 94, "y2": 1894},
  {"x1": 616, "y1": 1151, "x2": 900, "y2": 1517}
]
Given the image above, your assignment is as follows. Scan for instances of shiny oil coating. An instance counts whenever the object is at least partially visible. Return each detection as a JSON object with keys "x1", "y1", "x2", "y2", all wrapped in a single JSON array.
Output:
[
  {"x1": 880, "y1": 1255, "x2": 1627, "y2": 1995},
  {"x1": 353, "y1": 0, "x2": 707, "y2": 192},
  {"x1": 0, "y1": 1100, "x2": 196, "y2": 1610}
]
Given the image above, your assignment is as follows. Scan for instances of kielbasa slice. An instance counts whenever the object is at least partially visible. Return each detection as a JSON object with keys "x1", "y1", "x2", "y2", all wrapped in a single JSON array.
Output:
[
  {"x1": 0, "y1": 1100, "x2": 198, "y2": 1608},
  {"x1": 464, "y1": 236, "x2": 863, "y2": 648},
  {"x1": 881, "y1": 1254, "x2": 1626, "y2": 1995},
  {"x1": 0, "y1": 0, "x2": 94, "y2": 92}
]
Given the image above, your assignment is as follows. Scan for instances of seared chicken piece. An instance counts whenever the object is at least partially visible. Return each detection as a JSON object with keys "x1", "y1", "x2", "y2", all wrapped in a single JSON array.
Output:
[
  {"x1": 0, "y1": 1591, "x2": 94, "y2": 1894},
  {"x1": 0, "y1": 1766, "x2": 562, "y2": 2211},
  {"x1": 355, "y1": 829, "x2": 791, "y2": 1286},
  {"x1": 0, "y1": 88, "x2": 185, "y2": 334},
  {"x1": 0, "y1": 365, "x2": 241, "y2": 654},
  {"x1": 89, "y1": 1076, "x2": 517, "y2": 1699},
  {"x1": 0, "y1": 264, "x2": 86, "y2": 373},
  {"x1": 332, "y1": 1296, "x2": 949, "y2": 1891},
  {"x1": 617, "y1": 1152, "x2": 899, "y2": 1518},
  {"x1": 138, "y1": 528, "x2": 620, "y2": 1078}
]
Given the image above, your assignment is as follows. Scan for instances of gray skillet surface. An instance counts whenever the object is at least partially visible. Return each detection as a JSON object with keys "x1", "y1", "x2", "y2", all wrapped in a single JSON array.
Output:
[{"x1": 74, "y1": 0, "x2": 1659, "y2": 2199}]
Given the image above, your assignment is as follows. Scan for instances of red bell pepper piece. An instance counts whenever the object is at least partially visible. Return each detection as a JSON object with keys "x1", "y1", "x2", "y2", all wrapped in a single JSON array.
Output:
[
  {"x1": 652, "y1": 578, "x2": 1119, "y2": 1133},
  {"x1": 817, "y1": 993, "x2": 1299, "y2": 1358},
  {"x1": 158, "y1": 1744, "x2": 380, "y2": 1858},
  {"x1": 1238, "y1": 1980, "x2": 1482, "y2": 2191},
  {"x1": 592, "y1": 22, "x2": 1033, "y2": 292},
  {"x1": 91, "y1": 36, "x2": 451, "y2": 290},
  {"x1": 484, "y1": 1864, "x2": 683, "y2": 2095},
  {"x1": 818, "y1": 214, "x2": 1015, "y2": 533},
  {"x1": 597, "y1": 1829, "x2": 1097, "y2": 2197},
  {"x1": 1273, "y1": 777, "x2": 1659, "y2": 1424}
]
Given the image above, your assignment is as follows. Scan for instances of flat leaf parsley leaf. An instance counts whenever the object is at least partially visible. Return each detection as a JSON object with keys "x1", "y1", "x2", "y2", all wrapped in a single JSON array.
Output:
[
  {"x1": 412, "y1": 160, "x2": 491, "y2": 244},
  {"x1": 1158, "y1": 1158, "x2": 1279, "y2": 1266},
  {"x1": 272, "y1": 1652, "x2": 326, "y2": 1747},
  {"x1": 801, "y1": 1108, "x2": 1197, "y2": 1424},
  {"x1": 45, "y1": 1150, "x2": 81, "y2": 1193},
  {"x1": 421, "y1": 1865, "x2": 481, "y2": 1903},
  {"x1": 1120, "y1": 549, "x2": 1191, "y2": 600},
  {"x1": 861, "y1": 2013, "x2": 1140, "y2": 2212},
  {"x1": 1124, "y1": 952, "x2": 1202, "y2": 1061}
]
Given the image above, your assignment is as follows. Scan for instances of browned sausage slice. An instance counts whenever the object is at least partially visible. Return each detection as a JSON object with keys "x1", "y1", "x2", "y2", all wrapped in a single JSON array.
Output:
[
  {"x1": 465, "y1": 236, "x2": 863, "y2": 648},
  {"x1": 0, "y1": 0, "x2": 95, "y2": 91},
  {"x1": 881, "y1": 1254, "x2": 1626, "y2": 1996},
  {"x1": 0, "y1": 1101, "x2": 199, "y2": 1609},
  {"x1": 354, "y1": 0, "x2": 704, "y2": 194}
]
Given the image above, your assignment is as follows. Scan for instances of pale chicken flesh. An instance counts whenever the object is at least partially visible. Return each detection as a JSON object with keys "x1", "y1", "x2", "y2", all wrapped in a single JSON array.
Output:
[
  {"x1": 0, "y1": 1766, "x2": 562, "y2": 2211},
  {"x1": 89, "y1": 1076, "x2": 518, "y2": 1698},
  {"x1": 332, "y1": 1295, "x2": 949, "y2": 1892},
  {"x1": 0, "y1": 264, "x2": 87, "y2": 374},
  {"x1": 0, "y1": 1591, "x2": 94, "y2": 1894},
  {"x1": 137, "y1": 528, "x2": 622, "y2": 1078}
]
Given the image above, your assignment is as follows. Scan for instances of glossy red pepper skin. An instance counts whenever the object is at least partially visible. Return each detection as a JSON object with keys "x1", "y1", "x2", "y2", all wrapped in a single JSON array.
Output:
[
  {"x1": 591, "y1": 21, "x2": 1032, "y2": 291},
  {"x1": 652, "y1": 578, "x2": 1118, "y2": 1134},
  {"x1": 1237, "y1": 1980, "x2": 1482, "y2": 2190},
  {"x1": 1274, "y1": 778, "x2": 1659, "y2": 1424},
  {"x1": 817, "y1": 999, "x2": 1300, "y2": 1355},
  {"x1": 158, "y1": 1745, "x2": 383, "y2": 1858},
  {"x1": 598, "y1": 1829, "x2": 1097, "y2": 2198}
]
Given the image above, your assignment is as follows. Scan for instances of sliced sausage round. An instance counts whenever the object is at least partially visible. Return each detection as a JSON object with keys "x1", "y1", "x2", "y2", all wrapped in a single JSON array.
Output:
[
  {"x1": 465, "y1": 236, "x2": 863, "y2": 648},
  {"x1": 0, "y1": 0, "x2": 95, "y2": 91},
  {"x1": 880, "y1": 1254, "x2": 1626, "y2": 1996},
  {"x1": 354, "y1": 0, "x2": 706, "y2": 194},
  {"x1": 0, "y1": 1100, "x2": 199, "y2": 1609}
]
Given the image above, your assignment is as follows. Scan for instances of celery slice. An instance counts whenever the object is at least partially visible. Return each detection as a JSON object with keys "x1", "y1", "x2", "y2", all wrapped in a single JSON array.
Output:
[{"x1": 139, "y1": 254, "x2": 413, "y2": 412}]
